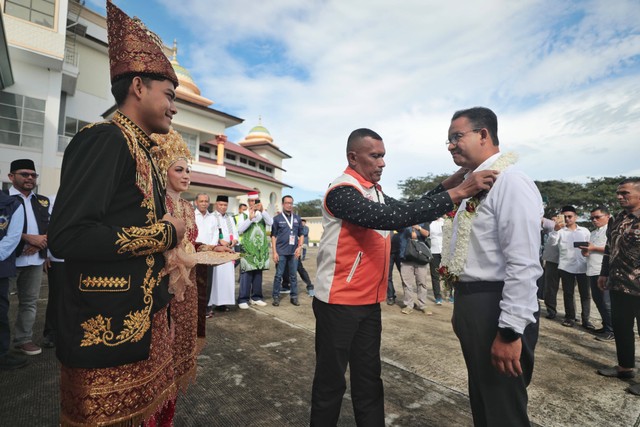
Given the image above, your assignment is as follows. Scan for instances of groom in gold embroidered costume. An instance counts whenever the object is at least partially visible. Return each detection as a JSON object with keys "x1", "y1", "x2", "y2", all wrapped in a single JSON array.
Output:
[{"x1": 48, "y1": 1, "x2": 186, "y2": 425}]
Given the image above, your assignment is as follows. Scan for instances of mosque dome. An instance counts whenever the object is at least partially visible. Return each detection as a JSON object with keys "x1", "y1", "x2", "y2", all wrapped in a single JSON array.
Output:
[
  {"x1": 169, "y1": 40, "x2": 213, "y2": 107},
  {"x1": 245, "y1": 120, "x2": 274, "y2": 144}
]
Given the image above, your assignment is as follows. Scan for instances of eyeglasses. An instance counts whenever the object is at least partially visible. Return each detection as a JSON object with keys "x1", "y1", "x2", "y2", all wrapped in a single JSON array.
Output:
[
  {"x1": 590, "y1": 215, "x2": 605, "y2": 220},
  {"x1": 445, "y1": 129, "x2": 482, "y2": 146},
  {"x1": 13, "y1": 172, "x2": 39, "y2": 179}
]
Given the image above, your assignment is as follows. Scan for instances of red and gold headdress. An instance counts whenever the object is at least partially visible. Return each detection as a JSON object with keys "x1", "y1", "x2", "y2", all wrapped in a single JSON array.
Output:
[
  {"x1": 107, "y1": 0, "x2": 179, "y2": 86},
  {"x1": 151, "y1": 127, "x2": 192, "y2": 182}
]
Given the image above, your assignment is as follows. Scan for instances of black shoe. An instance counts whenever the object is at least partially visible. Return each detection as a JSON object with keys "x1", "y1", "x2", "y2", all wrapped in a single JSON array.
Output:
[
  {"x1": 42, "y1": 335, "x2": 55, "y2": 349},
  {"x1": 290, "y1": 298, "x2": 300, "y2": 306},
  {"x1": 595, "y1": 332, "x2": 615, "y2": 342},
  {"x1": 561, "y1": 319, "x2": 575, "y2": 327},
  {"x1": 272, "y1": 297, "x2": 280, "y2": 307},
  {"x1": 627, "y1": 383, "x2": 640, "y2": 396},
  {"x1": 0, "y1": 353, "x2": 28, "y2": 370},
  {"x1": 215, "y1": 305, "x2": 230, "y2": 312},
  {"x1": 582, "y1": 322, "x2": 596, "y2": 332},
  {"x1": 597, "y1": 366, "x2": 635, "y2": 379},
  {"x1": 386, "y1": 298, "x2": 396, "y2": 306},
  {"x1": 545, "y1": 312, "x2": 556, "y2": 320},
  {"x1": 593, "y1": 327, "x2": 606, "y2": 334}
]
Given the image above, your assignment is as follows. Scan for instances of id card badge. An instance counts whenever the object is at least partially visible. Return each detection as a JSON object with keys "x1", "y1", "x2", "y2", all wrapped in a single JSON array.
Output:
[{"x1": 289, "y1": 233, "x2": 295, "y2": 245}]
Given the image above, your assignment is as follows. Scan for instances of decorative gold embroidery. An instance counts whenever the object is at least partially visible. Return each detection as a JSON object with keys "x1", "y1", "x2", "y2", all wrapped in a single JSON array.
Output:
[
  {"x1": 80, "y1": 256, "x2": 160, "y2": 347},
  {"x1": 0, "y1": 215, "x2": 8, "y2": 231},
  {"x1": 112, "y1": 111, "x2": 162, "y2": 225},
  {"x1": 116, "y1": 222, "x2": 172, "y2": 256},
  {"x1": 79, "y1": 275, "x2": 130, "y2": 291},
  {"x1": 37, "y1": 198, "x2": 49, "y2": 208}
]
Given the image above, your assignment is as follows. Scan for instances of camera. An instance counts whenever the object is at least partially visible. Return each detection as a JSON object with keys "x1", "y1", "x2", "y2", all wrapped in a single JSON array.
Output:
[{"x1": 254, "y1": 199, "x2": 260, "y2": 204}]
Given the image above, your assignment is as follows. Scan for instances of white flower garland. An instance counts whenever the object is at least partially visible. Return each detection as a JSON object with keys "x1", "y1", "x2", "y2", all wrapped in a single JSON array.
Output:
[{"x1": 439, "y1": 152, "x2": 518, "y2": 286}]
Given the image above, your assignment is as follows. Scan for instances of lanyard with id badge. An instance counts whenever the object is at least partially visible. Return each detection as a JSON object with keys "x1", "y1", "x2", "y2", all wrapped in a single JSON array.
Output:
[{"x1": 283, "y1": 213, "x2": 295, "y2": 246}]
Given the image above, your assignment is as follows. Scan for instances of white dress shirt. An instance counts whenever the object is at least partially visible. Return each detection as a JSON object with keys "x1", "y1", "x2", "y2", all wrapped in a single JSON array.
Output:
[
  {"x1": 9, "y1": 186, "x2": 45, "y2": 267},
  {"x1": 586, "y1": 224, "x2": 607, "y2": 276},
  {"x1": 548, "y1": 225, "x2": 590, "y2": 274},
  {"x1": 195, "y1": 209, "x2": 216, "y2": 245},
  {"x1": 428, "y1": 217, "x2": 444, "y2": 255},
  {"x1": 452, "y1": 153, "x2": 543, "y2": 333}
]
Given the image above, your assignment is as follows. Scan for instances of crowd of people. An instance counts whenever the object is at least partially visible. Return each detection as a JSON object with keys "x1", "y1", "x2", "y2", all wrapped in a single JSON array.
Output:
[{"x1": 0, "y1": 2, "x2": 638, "y2": 426}]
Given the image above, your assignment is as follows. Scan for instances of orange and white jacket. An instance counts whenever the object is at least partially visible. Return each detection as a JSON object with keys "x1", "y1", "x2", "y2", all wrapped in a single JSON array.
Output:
[{"x1": 315, "y1": 169, "x2": 391, "y2": 305}]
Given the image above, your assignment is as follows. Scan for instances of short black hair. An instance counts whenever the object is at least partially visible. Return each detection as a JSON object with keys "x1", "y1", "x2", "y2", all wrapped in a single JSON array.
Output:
[
  {"x1": 110, "y1": 73, "x2": 171, "y2": 107},
  {"x1": 591, "y1": 205, "x2": 609, "y2": 215},
  {"x1": 282, "y1": 195, "x2": 293, "y2": 203},
  {"x1": 561, "y1": 205, "x2": 577, "y2": 213},
  {"x1": 239, "y1": 203, "x2": 247, "y2": 209},
  {"x1": 619, "y1": 177, "x2": 640, "y2": 185},
  {"x1": 451, "y1": 107, "x2": 499, "y2": 146},
  {"x1": 347, "y1": 128, "x2": 383, "y2": 153}
]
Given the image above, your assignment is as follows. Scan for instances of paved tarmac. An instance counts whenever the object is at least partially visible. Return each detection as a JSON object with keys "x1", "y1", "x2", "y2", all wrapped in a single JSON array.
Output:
[{"x1": 1, "y1": 246, "x2": 639, "y2": 426}]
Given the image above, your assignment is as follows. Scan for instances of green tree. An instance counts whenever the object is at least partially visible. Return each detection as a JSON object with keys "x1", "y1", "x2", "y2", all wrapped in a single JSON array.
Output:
[
  {"x1": 398, "y1": 174, "x2": 628, "y2": 219},
  {"x1": 397, "y1": 173, "x2": 452, "y2": 201},
  {"x1": 295, "y1": 199, "x2": 322, "y2": 217}
]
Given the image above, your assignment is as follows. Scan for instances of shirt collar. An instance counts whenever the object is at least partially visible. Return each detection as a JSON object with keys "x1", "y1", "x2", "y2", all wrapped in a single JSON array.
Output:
[
  {"x1": 8, "y1": 186, "x2": 33, "y2": 199},
  {"x1": 344, "y1": 167, "x2": 382, "y2": 191},
  {"x1": 466, "y1": 152, "x2": 502, "y2": 177}
]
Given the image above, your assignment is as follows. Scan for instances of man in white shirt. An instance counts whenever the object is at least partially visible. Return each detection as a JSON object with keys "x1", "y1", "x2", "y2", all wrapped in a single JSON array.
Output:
[
  {"x1": 8, "y1": 159, "x2": 50, "y2": 357},
  {"x1": 581, "y1": 206, "x2": 612, "y2": 340},
  {"x1": 548, "y1": 205, "x2": 593, "y2": 329},
  {"x1": 445, "y1": 107, "x2": 543, "y2": 426},
  {"x1": 208, "y1": 195, "x2": 238, "y2": 312},
  {"x1": 426, "y1": 217, "x2": 445, "y2": 304},
  {"x1": 194, "y1": 193, "x2": 215, "y2": 245}
]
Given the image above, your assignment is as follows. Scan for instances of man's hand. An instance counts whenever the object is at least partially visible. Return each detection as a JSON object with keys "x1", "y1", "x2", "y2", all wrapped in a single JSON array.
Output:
[
  {"x1": 273, "y1": 251, "x2": 279, "y2": 264},
  {"x1": 491, "y1": 333, "x2": 522, "y2": 377},
  {"x1": 22, "y1": 244, "x2": 39, "y2": 256},
  {"x1": 162, "y1": 213, "x2": 185, "y2": 243},
  {"x1": 447, "y1": 170, "x2": 498, "y2": 204},
  {"x1": 44, "y1": 258, "x2": 51, "y2": 273},
  {"x1": 441, "y1": 167, "x2": 470, "y2": 189},
  {"x1": 294, "y1": 246, "x2": 302, "y2": 259},
  {"x1": 597, "y1": 275, "x2": 609, "y2": 291},
  {"x1": 24, "y1": 234, "x2": 47, "y2": 250}
]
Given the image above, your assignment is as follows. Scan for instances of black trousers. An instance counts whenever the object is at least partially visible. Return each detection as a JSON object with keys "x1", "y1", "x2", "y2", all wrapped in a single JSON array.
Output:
[
  {"x1": 611, "y1": 290, "x2": 640, "y2": 369},
  {"x1": 44, "y1": 261, "x2": 66, "y2": 340},
  {"x1": 453, "y1": 286, "x2": 539, "y2": 427},
  {"x1": 559, "y1": 269, "x2": 591, "y2": 323},
  {"x1": 310, "y1": 298, "x2": 384, "y2": 427}
]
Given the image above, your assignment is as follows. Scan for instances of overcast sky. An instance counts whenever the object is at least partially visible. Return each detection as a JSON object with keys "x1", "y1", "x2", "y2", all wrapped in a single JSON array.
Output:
[{"x1": 91, "y1": 0, "x2": 640, "y2": 201}]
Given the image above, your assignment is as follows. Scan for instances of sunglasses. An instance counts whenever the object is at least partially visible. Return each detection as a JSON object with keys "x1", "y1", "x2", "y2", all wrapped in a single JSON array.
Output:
[
  {"x1": 13, "y1": 172, "x2": 39, "y2": 179},
  {"x1": 590, "y1": 215, "x2": 605, "y2": 220}
]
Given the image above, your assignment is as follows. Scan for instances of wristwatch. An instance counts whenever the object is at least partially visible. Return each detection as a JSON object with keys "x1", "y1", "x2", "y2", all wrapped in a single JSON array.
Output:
[{"x1": 497, "y1": 327, "x2": 521, "y2": 342}]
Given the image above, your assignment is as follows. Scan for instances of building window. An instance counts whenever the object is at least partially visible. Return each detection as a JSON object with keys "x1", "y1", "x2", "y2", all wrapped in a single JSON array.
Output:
[
  {"x1": 4, "y1": 0, "x2": 56, "y2": 29},
  {"x1": 239, "y1": 157, "x2": 247, "y2": 164},
  {"x1": 259, "y1": 164, "x2": 265, "y2": 170},
  {"x1": 248, "y1": 160, "x2": 256, "y2": 167},
  {"x1": 225, "y1": 153, "x2": 236, "y2": 161},
  {"x1": 176, "y1": 130, "x2": 198, "y2": 160},
  {"x1": 199, "y1": 145, "x2": 210, "y2": 154},
  {"x1": 265, "y1": 167, "x2": 273, "y2": 173},
  {"x1": 58, "y1": 116, "x2": 89, "y2": 152},
  {"x1": 0, "y1": 91, "x2": 46, "y2": 149},
  {"x1": 64, "y1": 117, "x2": 90, "y2": 136}
]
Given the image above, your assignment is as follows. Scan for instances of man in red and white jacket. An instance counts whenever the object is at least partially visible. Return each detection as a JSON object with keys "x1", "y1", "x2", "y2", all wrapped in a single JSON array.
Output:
[{"x1": 310, "y1": 128, "x2": 497, "y2": 426}]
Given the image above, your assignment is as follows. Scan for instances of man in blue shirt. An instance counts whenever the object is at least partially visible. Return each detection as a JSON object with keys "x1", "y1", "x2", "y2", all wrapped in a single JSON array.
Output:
[{"x1": 271, "y1": 195, "x2": 304, "y2": 306}]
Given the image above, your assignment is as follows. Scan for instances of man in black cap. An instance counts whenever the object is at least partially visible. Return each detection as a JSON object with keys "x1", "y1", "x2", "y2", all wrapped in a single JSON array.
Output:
[
  {"x1": 207, "y1": 195, "x2": 238, "y2": 312},
  {"x1": 7, "y1": 159, "x2": 49, "y2": 356}
]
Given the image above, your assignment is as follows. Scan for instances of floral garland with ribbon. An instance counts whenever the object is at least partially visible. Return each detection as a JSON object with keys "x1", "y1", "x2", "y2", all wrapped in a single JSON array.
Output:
[{"x1": 438, "y1": 152, "x2": 518, "y2": 290}]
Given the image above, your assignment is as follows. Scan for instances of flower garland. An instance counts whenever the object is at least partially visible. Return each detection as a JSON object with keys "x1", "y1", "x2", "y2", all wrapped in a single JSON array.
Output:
[{"x1": 438, "y1": 152, "x2": 518, "y2": 290}]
